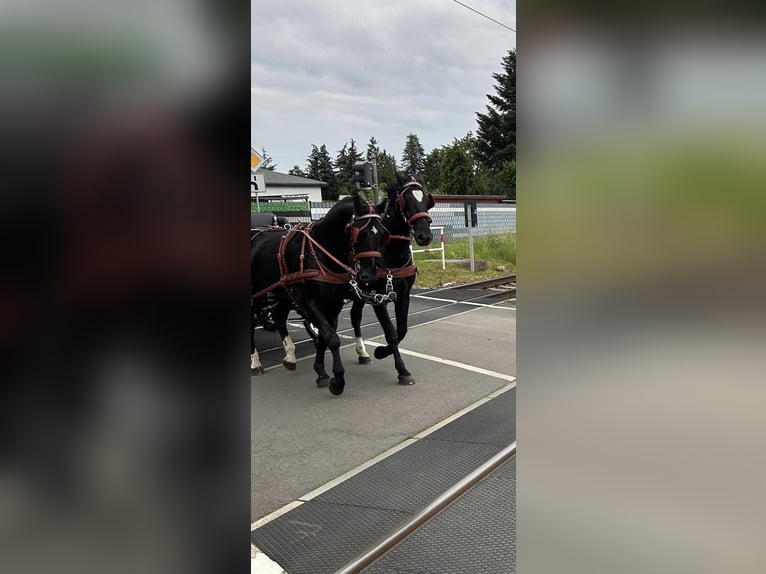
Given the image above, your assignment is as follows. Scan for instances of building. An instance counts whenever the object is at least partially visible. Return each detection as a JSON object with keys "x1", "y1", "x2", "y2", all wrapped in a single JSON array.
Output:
[{"x1": 251, "y1": 170, "x2": 326, "y2": 203}]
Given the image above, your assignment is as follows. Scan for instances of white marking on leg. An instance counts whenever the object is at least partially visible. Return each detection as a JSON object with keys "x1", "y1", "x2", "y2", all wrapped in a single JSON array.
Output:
[
  {"x1": 355, "y1": 336, "x2": 370, "y2": 358},
  {"x1": 282, "y1": 334, "x2": 296, "y2": 364},
  {"x1": 251, "y1": 350, "x2": 262, "y2": 371}
]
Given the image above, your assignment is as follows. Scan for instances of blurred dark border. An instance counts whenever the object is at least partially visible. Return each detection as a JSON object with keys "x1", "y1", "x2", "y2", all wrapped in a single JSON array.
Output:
[{"x1": 0, "y1": 2, "x2": 250, "y2": 573}]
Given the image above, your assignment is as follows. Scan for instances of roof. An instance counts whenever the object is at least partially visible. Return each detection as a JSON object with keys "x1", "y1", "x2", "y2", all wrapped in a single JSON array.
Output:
[{"x1": 261, "y1": 170, "x2": 326, "y2": 187}]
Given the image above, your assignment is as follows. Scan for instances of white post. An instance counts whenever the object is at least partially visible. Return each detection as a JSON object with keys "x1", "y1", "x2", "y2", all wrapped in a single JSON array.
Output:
[
  {"x1": 468, "y1": 224, "x2": 475, "y2": 272},
  {"x1": 440, "y1": 230, "x2": 446, "y2": 270}
]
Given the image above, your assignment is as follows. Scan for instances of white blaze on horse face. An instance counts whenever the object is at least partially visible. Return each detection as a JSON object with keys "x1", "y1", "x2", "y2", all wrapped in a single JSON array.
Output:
[
  {"x1": 282, "y1": 334, "x2": 296, "y2": 364},
  {"x1": 412, "y1": 189, "x2": 423, "y2": 203},
  {"x1": 355, "y1": 336, "x2": 369, "y2": 358},
  {"x1": 372, "y1": 226, "x2": 378, "y2": 235},
  {"x1": 251, "y1": 351, "x2": 261, "y2": 370}
]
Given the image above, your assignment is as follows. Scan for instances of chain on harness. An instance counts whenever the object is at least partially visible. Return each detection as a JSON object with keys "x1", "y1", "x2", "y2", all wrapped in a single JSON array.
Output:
[{"x1": 349, "y1": 271, "x2": 397, "y2": 306}]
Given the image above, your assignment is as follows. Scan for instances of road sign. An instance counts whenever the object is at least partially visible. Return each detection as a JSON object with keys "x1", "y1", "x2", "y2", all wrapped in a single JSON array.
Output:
[
  {"x1": 251, "y1": 147, "x2": 265, "y2": 171},
  {"x1": 251, "y1": 174, "x2": 266, "y2": 194}
]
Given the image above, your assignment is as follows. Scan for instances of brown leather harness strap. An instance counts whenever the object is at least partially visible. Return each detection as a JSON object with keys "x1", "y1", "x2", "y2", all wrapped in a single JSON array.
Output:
[{"x1": 252, "y1": 212, "x2": 380, "y2": 302}]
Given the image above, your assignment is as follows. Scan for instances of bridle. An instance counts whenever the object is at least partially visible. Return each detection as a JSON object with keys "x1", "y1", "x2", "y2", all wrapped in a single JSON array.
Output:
[
  {"x1": 346, "y1": 204, "x2": 386, "y2": 262},
  {"x1": 385, "y1": 178, "x2": 435, "y2": 243}
]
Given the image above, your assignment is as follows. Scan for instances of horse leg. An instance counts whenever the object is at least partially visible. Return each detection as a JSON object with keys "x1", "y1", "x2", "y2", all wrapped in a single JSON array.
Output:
[
  {"x1": 251, "y1": 304, "x2": 264, "y2": 376},
  {"x1": 372, "y1": 304, "x2": 414, "y2": 385},
  {"x1": 374, "y1": 289, "x2": 411, "y2": 361},
  {"x1": 273, "y1": 304, "x2": 296, "y2": 371},
  {"x1": 313, "y1": 336, "x2": 330, "y2": 388},
  {"x1": 303, "y1": 299, "x2": 345, "y2": 395},
  {"x1": 350, "y1": 298, "x2": 371, "y2": 364}
]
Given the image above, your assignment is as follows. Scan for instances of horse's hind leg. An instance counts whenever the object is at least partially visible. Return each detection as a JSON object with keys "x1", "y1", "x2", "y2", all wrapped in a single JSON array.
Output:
[
  {"x1": 273, "y1": 303, "x2": 296, "y2": 371},
  {"x1": 350, "y1": 299, "x2": 371, "y2": 364},
  {"x1": 372, "y1": 304, "x2": 414, "y2": 385}
]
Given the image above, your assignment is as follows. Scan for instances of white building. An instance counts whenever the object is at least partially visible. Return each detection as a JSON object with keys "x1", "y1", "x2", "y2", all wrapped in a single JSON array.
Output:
[{"x1": 251, "y1": 170, "x2": 326, "y2": 203}]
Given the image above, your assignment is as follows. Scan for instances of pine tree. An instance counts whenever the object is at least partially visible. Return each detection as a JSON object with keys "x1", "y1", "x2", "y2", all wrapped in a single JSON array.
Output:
[
  {"x1": 366, "y1": 136, "x2": 380, "y2": 162},
  {"x1": 260, "y1": 147, "x2": 277, "y2": 171},
  {"x1": 288, "y1": 165, "x2": 305, "y2": 177},
  {"x1": 475, "y1": 49, "x2": 515, "y2": 199},
  {"x1": 441, "y1": 140, "x2": 475, "y2": 195},
  {"x1": 424, "y1": 147, "x2": 444, "y2": 193},
  {"x1": 376, "y1": 150, "x2": 398, "y2": 190},
  {"x1": 401, "y1": 133, "x2": 426, "y2": 178},
  {"x1": 335, "y1": 139, "x2": 363, "y2": 196},
  {"x1": 305, "y1": 144, "x2": 339, "y2": 200}
]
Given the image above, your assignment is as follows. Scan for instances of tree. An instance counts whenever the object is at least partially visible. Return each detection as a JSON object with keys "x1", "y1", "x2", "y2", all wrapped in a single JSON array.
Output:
[
  {"x1": 440, "y1": 140, "x2": 475, "y2": 195},
  {"x1": 366, "y1": 136, "x2": 380, "y2": 162},
  {"x1": 260, "y1": 147, "x2": 277, "y2": 171},
  {"x1": 401, "y1": 133, "x2": 426, "y2": 178},
  {"x1": 288, "y1": 165, "x2": 305, "y2": 177},
  {"x1": 475, "y1": 49, "x2": 515, "y2": 198},
  {"x1": 306, "y1": 144, "x2": 339, "y2": 200},
  {"x1": 376, "y1": 150, "x2": 398, "y2": 191},
  {"x1": 423, "y1": 147, "x2": 444, "y2": 193},
  {"x1": 335, "y1": 139, "x2": 363, "y2": 196}
]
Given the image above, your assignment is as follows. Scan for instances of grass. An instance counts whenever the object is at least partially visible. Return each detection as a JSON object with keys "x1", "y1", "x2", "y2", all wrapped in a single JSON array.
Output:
[
  {"x1": 251, "y1": 201, "x2": 308, "y2": 212},
  {"x1": 412, "y1": 232, "x2": 516, "y2": 289}
]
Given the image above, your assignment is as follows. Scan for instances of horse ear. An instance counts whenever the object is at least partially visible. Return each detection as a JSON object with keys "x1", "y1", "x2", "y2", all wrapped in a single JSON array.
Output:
[
  {"x1": 352, "y1": 193, "x2": 364, "y2": 213},
  {"x1": 395, "y1": 172, "x2": 406, "y2": 186}
]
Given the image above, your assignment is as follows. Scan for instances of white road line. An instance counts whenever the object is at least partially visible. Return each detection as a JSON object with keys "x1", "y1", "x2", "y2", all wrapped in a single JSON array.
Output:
[
  {"x1": 413, "y1": 293, "x2": 515, "y2": 310},
  {"x1": 251, "y1": 545, "x2": 286, "y2": 574},
  {"x1": 251, "y1": 382, "x2": 516, "y2": 532},
  {"x1": 364, "y1": 341, "x2": 516, "y2": 383}
]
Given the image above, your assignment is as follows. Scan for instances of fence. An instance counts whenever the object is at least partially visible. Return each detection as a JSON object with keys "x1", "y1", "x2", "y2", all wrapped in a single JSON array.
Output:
[
  {"x1": 410, "y1": 226, "x2": 446, "y2": 270},
  {"x1": 252, "y1": 201, "x2": 516, "y2": 241},
  {"x1": 310, "y1": 202, "x2": 515, "y2": 241}
]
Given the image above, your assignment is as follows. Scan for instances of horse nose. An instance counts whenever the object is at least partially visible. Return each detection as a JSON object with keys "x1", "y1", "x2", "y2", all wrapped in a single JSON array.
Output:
[{"x1": 415, "y1": 232, "x2": 431, "y2": 246}]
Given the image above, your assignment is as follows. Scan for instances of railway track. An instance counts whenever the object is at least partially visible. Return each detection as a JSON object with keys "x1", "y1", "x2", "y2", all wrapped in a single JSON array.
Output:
[
  {"x1": 333, "y1": 442, "x2": 516, "y2": 574},
  {"x1": 446, "y1": 273, "x2": 516, "y2": 299}
]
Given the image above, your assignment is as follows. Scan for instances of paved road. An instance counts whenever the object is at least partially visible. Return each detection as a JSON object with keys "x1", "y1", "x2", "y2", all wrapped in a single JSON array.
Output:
[{"x1": 251, "y1": 285, "x2": 515, "y2": 522}]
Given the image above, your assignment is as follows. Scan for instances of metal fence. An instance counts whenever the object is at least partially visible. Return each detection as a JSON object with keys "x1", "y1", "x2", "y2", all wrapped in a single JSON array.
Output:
[
  {"x1": 254, "y1": 201, "x2": 517, "y2": 241},
  {"x1": 309, "y1": 202, "x2": 515, "y2": 241}
]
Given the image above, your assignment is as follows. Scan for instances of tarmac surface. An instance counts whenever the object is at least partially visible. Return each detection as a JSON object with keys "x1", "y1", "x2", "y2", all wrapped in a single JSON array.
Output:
[{"x1": 251, "y1": 285, "x2": 515, "y2": 573}]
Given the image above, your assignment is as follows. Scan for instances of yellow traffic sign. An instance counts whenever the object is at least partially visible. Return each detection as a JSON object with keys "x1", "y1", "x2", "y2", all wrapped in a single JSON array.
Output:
[{"x1": 251, "y1": 147, "x2": 265, "y2": 171}]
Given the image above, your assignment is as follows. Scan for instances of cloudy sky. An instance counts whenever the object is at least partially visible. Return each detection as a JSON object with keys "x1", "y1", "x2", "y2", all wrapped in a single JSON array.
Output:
[{"x1": 251, "y1": 0, "x2": 515, "y2": 173}]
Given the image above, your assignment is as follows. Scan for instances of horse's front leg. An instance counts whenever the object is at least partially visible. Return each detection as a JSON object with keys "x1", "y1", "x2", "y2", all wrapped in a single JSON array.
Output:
[
  {"x1": 372, "y1": 304, "x2": 414, "y2": 385},
  {"x1": 303, "y1": 299, "x2": 346, "y2": 395},
  {"x1": 350, "y1": 298, "x2": 371, "y2": 364}
]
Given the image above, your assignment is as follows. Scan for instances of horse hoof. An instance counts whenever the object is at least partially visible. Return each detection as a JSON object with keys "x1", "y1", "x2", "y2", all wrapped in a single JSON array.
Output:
[
  {"x1": 283, "y1": 360, "x2": 297, "y2": 371},
  {"x1": 374, "y1": 347, "x2": 389, "y2": 360},
  {"x1": 329, "y1": 379, "x2": 345, "y2": 395},
  {"x1": 251, "y1": 367, "x2": 265, "y2": 376},
  {"x1": 358, "y1": 356, "x2": 372, "y2": 365},
  {"x1": 316, "y1": 377, "x2": 330, "y2": 388},
  {"x1": 398, "y1": 375, "x2": 415, "y2": 386}
]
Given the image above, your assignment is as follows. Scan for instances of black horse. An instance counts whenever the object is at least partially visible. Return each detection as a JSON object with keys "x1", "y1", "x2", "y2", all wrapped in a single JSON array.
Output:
[
  {"x1": 251, "y1": 195, "x2": 386, "y2": 395},
  {"x1": 349, "y1": 174, "x2": 434, "y2": 385}
]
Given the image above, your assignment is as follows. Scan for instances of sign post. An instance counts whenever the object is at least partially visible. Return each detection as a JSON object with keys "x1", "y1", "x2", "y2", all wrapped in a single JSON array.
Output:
[
  {"x1": 251, "y1": 147, "x2": 266, "y2": 212},
  {"x1": 464, "y1": 200, "x2": 478, "y2": 271}
]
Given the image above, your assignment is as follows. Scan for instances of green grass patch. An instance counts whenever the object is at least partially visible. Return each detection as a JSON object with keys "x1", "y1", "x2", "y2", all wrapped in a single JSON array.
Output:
[
  {"x1": 413, "y1": 232, "x2": 516, "y2": 289},
  {"x1": 251, "y1": 201, "x2": 308, "y2": 212}
]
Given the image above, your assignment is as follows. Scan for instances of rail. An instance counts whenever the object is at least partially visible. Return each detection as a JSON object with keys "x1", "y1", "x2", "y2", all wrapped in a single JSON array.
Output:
[{"x1": 333, "y1": 441, "x2": 517, "y2": 574}]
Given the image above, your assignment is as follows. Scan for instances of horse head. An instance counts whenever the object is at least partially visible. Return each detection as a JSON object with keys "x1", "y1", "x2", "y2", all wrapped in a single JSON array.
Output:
[
  {"x1": 348, "y1": 195, "x2": 386, "y2": 288},
  {"x1": 390, "y1": 173, "x2": 434, "y2": 246}
]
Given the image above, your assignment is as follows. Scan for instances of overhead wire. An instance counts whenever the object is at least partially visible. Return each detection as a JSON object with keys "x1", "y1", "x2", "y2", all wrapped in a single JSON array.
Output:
[{"x1": 452, "y1": 0, "x2": 516, "y2": 33}]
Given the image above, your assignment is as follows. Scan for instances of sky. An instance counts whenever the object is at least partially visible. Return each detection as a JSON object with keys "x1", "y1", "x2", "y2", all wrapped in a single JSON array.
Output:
[{"x1": 251, "y1": 0, "x2": 516, "y2": 173}]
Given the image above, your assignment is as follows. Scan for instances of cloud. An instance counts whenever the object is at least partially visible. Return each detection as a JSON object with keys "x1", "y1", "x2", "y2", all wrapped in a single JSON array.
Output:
[{"x1": 252, "y1": 0, "x2": 515, "y2": 171}]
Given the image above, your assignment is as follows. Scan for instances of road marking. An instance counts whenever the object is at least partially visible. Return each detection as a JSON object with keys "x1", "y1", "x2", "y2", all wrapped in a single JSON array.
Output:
[
  {"x1": 251, "y1": 545, "x2": 286, "y2": 573},
  {"x1": 251, "y1": 383, "x2": 516, "y2": 532},
  {"x1": 364, "y1": 341, "x2": 516, "y2": 383},
  {"x1": 413, "y1": 382, "x2": 515, "y2": 438},
  {"x1": 413, "y1": 294, "x2": 515, "y2": 309}
]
